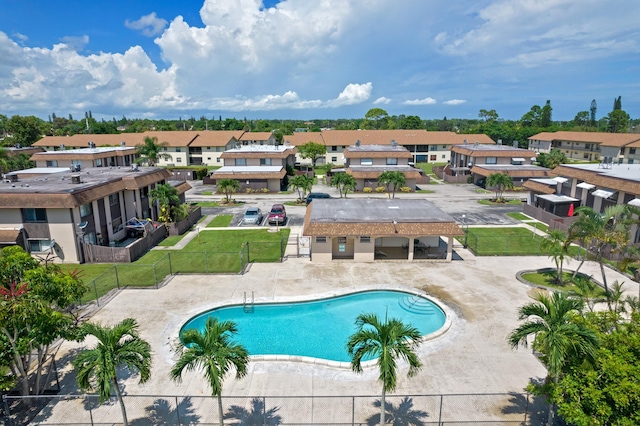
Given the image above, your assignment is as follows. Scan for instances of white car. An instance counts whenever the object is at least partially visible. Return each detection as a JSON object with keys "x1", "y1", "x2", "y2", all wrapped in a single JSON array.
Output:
[{"x1": 243, "y1": 207, "x2": 263, "y2": 225}]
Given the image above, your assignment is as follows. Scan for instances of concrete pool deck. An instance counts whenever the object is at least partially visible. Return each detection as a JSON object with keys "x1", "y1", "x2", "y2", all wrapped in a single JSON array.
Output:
[{"x1": 46, "y1": 252, "x2": 638, "y2": 423}]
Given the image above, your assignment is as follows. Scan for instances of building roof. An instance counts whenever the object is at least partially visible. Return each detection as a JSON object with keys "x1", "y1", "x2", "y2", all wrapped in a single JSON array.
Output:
[
  {"x1": 33, "y1": 133, "x2": 146, "y2": 148},
  {"x1": 284, "y1": 132, "x2": 325, "y2": 146},
  {"x1": 0, "y1": 166, "x2": 171, "y2": 208},
  {"x1": 142, "y1": 131, "x2": 199, "y2": 147},
  {"x1": 0, "y1": 229, "x2": 21, "y2": 244},
  {"x1": 552, "y1": 163, "x2": 640, "y2": 196},
  {"x1": 303, "y1": 198, "x2": 463, "y2": 237},
  {"x1": 452, "y1": 144, "x2": 536, "y2": 157},
  {"x1": 221, "y1": 145, "x2": 297, "y2": 159},
  {"x1": 344, "y1": 144, "x2": 413, "y2": 159},
  {"x1": 3, "y1": 146, "x2": 44, "y2": 156},
  {"x1": 188, "y1": 130, "x2": 245, "y2": 147},
  {"x1": 319, "y1": 130, "x2": 495, "y2": 147},
  {"x1": 30, "y1": 147, "x2": 137, "y2": 161},
  {"x1": 470, "y1": 164, "x2": 552, "y2": 178},
  {"x1": 529, "y1": 131, "x2": 640, "y2": 148},
  {"x1": 523, "y1": 179, "x2": 557, "y2": 194},
  {"x1": 210, "y1": 166, "x2": 286, "y2": 180},
  {"x1": 347, "y1": 165, "x2": 422, "y2": 179}
]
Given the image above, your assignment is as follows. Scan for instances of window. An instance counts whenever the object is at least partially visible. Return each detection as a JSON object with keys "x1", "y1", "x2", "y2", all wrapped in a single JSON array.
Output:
[
  {"x1": 386, "y1": 158, "x2": 398, "y2": 165},
  {"x1": 176, "y1": 148, "x2": 181, "y2": 152},
  {"x1": 163, "y1": 147, "x2": 168, "y2": 151},
  {"x1": 442, "y1": 145, "x2": 446, "y2": 149},
  {"x1": 112, "y1": 217, "x2": 122, "y2": 233},
  {"x1": 583, "y1": 153, "x2": 589, "y2": 159},
  {"x1": 46, "y1": 160, "x2": 58, "y2": 167},
  {"x1": 109, "y1": 193, "x2": 119, "y2": 206},
  {"x1": 331, "y1": 156, "x2": 337, "y2": 162},
  {"x1": 235, "y1": 158, "x2": 246, "y2": 166},
  {"x1": 585, "y1": 144, "x2": 591, "y2": 150},
  {"x1": 331, "y1": 146, "x2": 337, "y2": 152},
  {"x1": 430, "y1": 155, "x2": 437, "y2": 161},
  {"x1": 630, "y1": 148, "x2": 636, "y2": 155},
  {"x1": 486, "y1": 157, "x2": 497, "y2": 164},
  {"x1": 360, "y1": 158, "x2": 372, "y2": 166},
  {"x1": 316, "y1": 236, "x2": 327, "y2": 243},
  {"x1": 216, "y1": 158, "x2": 220, "y2": 162},
  {"x1": 24, "y1": 208, "x2": 47, "y2": 222},
  {"x1": 176, "y1": 157, "x2": 182, "y2": 163},
  {"x1": 260, "y1": 158, "x2": 272, "y2": 166},
  {"x1": 28, "y1": 239, "x2": 54, "y2": 253},
  {"x1": 80, "y1": 203, "x2": 93, "y2": 217},
  {"x1": 442, "y1": 154, "x2": 446, "y2": 159},
  {"x1": 360, "y1": 236, "x2": 370, "y2": 243},
  {"x1": 629, "y1": 159, "x2": 634, "y2": 164},
  {"x1": 95, "y1": 158, "x2": 103, "y2": 167}
]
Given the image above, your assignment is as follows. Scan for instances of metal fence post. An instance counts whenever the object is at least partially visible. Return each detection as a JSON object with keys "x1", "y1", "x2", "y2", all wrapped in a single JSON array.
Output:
[
  {"x1": 2, "y1": 394, "x2": 12, "y2": 426},
  {"x1": 438, "y1": 394, "x2": 443, "y2": 426},
  {"x1": 262, "y1": 396, "x2": 266, "y2": 426},
  {"x1": 153, "y1": 263, "x2": 158, "y2": 288},
  {"x1": 168, "y1": 252, "x2": 173, "y2": 275},
  {"x1": 92, "y1": 280, "x2": 99, "y2": 307},
  {"x1": 175, "y1": 396, "x2": 181, "y2": 425},
  {"x1": 247, "y1": 242, "x2": 251, "y2": 263},
  {"x1": 205, "y1": 252, "x2": 209, "y2": 274},
  {"x1": 114, "y1": 264, "x2": 120, "y2": 289},
  {"x1": 351, "y1": 396, "x2": 355, "y2": 426}
]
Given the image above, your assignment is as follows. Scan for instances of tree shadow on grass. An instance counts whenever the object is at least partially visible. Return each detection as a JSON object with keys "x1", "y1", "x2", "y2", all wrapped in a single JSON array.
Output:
[
  {"x1": 366, "y1": 397, "x2": 429, "y2": 426},
  {"x1": 130, "y1": 396, "x2": 200, "y2": 425},
  {"x1": 500, "y1": 380, "x2": 548, "y2": 426},
  {"x1": 224, "y1": 397, "x2": 283, "y2": 425}
]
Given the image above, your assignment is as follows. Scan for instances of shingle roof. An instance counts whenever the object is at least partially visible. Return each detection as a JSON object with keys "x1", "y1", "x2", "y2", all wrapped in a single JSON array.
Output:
[
  {"x1": 452, "y1": 144, "x2": 535, "y2": 157},
  {"x1": 238, "y1": 132, "x2": 275, "y2": 141},
  {"x1": 33, "y1": 134, "x2": 146, "y2": 148},
  {"x1": 142, "y1": 131, "x2": 199, "y2": 147},
  {"x1": 188, "y1": 131, "x2": 245, "y2": 147},
  {"x1": 529, "y1": 131, "x2": 640, "y2": 147},
  {"x1": 0, "y1": 229, "x2": 21, "y2": 243},
  {"x1": 552, "y1": 164, "x2": 640, "y2": 196},
  {"x1": 284, "y1": 132, "x2": 325, "y2": 146},
  {"x1": 470, "y1": 165, "x2": 552, "y2": 178},
  {"x1": 523, "y1": 180, "x2": 556, "y2": 194},
  {"x1": 303, "y1": 199, "x2": 463, "y2": 237},
  {"x1": 319, "y1": 130, "x2": 494, "y2": 147}
]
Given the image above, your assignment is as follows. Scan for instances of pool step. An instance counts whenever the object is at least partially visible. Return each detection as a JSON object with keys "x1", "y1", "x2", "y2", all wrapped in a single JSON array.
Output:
[{"x1": 398, "y1": 296, "x2": 438, "y2": 315}]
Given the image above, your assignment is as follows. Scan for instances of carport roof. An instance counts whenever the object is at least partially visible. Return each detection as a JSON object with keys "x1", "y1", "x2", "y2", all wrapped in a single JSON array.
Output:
[{"x1": 304, "y1": 199, "x2": 463, "y2": 237}]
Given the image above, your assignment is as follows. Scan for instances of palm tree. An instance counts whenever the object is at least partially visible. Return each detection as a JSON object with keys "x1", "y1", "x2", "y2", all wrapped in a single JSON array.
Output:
[
  {"x1": 486, "y1": 173, "x2": 513, "y2": 202},
  {"x1": 136, "y1": 136, "x2": 172, "y2": 166},
  {"x1": 288, "y1": 174, "x2": 314, "y2": 202},
  {"x1": 541, "y1": 230, "x2": 569, "y2": 285},
  {"x1": 72, "y1": 318, "x2": 152, "y2": 426},
  {"x1": 170, "y1": 317, "x2": 249, "y2": 426},
  {"x1": 347, "y1": 313, "x2": 423, "y2": 426},
  {"x1": 150, "y1": 183, "x2": 183, "y2": 223},
  {"x1": 508, "y1": 292, "x2": 598, "y2": 426},
  {"x1": 332, "y1": 172, "x2": 357, "y2": 198},
  {"x1": 217, "y1": 178, "x2": 240, "y2": 203},
  {"x1": 377, "y1": 171, "x2": 406, "y2": 199},
  {"x1": 566, "y1": 205, "x2": 628, "y2": 294}
]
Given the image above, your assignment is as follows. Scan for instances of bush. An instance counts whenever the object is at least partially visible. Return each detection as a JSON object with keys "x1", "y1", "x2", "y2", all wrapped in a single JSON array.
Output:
[
  {"x1": 363, "y1": 187, "x2": 373, "y2": 193},
  {"x1": 375, "y1": 186, "x2": 386, "y2": 193},
  {"x1": 261, "y1": 188, "x2": 269, "y2": 193},
  {"x1": 467, "y1": 176, "x2": 473, "y2": 184},
  {"x1": 400, "y1": 186, "x2": 412, "y2": 193},
  {"x1": 245, "y1": 188, "x2": 253, "y2": 193},
  {"x1": 196, "y1": 166, "x2": 208, "y2": 180}
]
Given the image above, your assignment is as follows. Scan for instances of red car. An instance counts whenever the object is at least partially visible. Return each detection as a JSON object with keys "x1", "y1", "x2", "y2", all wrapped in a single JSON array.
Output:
[{"x1": 267, "y1": 203, "x2": 287, "y2": 225}]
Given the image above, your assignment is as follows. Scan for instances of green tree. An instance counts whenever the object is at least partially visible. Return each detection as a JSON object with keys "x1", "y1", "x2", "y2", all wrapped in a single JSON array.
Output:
[
  {"x1": 331, "y1": 172, "x2": 356, "y2": 198},
  {"x1": 399, "y1": 115, "x2": 423, "y2": 129},
  {"x1": 364, "y1": 108, "x2": 389, "y2": 129},
  {"x1": 590, "y1": 99, "x2": 597, "y2": 126},
  {"x1": 298, "y1": 142, "x2": 326, "y2": 171},
  {"x1": 508, "y1": 292, "x2": 599, "y2": 426},
  {"x1": 607, "y1": 109, "x2": 630, "y2": 133},
  {"x1": 613, "y1": 95, "x2": 622, "y2": 110},
  {"x1": 288, "y1": 174, "x2": 313, "y2": 202},
  {"x1": 150, "y1": 183, "x2": 186, "y2": 223},
  {"x1": 478, "y1": 109, "x2": 499, "y2": 122},
  {"x1": 73, "y1": 318, "x2": 151, "y2": 426},
  {"x1": 536, "y1": 148, "x2": 567, "y2": 169},
  {"x1": 135, "y1": 136, "x2": 172, "y2": 166},
  {"x1": 377, "y1": 171, "x2": 406, "y2": 199},
  {"x1": 347, "y1": 313, "x2": 422, "y2": 426},
  {"x1": 541, "y1": 100, "x2": 553, "y2": 128},
  {"x1": 5, "y1": 115, "x2": 45, "y2": 146},
  {"x1": 0, "y1": 246, "x2": 86, "y2": 396},
  {"x1": 542, "y1": 230, "x2": 569, "y2": 285},
  {"x1": 573, "y1": 111, "x2": 590, "y2": 127},
  {"x1": 486, "y1": 173, "x2": 514, "y2": 202},
  {"x1": 217, "y1": 178, "x2": 239, "y2": 203},
  {"x1": 171, "y1": 317, "x2": 249, "y2": 426}
]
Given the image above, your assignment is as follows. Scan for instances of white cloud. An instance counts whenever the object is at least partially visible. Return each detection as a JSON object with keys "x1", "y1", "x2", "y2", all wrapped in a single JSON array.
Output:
[
  {"x1": 326, "y1": 82, "x2": 372, "y2": 107},
  {"x1": 60, "y1": 35, "x2": 89, "y2": 51},
  {"x1": 404, "y1": 97, "x2": 436, "y2": 106},
  {"x1": 373, "y1": 97, "x2": 391, "y2": 105},
  {"x1": 125, "y1": 12, "x2": 168, "y2": 37},
  {"x1": 443, "y1": 99, "x2": 466, "y2": 105}
]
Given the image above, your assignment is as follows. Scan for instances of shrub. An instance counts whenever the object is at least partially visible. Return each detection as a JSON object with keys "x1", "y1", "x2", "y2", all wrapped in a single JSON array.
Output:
[
  {"x1": 363, "y1": 187, "x2": 373, "y2": 193},
  {"x1": 467, "y1": 176, "x2": 473, "y2": 184},
  {"x1": 196, "y1": 166, "x2": 208, "y2": 180},
  {"x1": 261, "y1": 188, "x2": 269, "y2": 193},
  {"x1": 375, "y1": 186, "x2": 386, "y2": 193},
  {"x1": 400, "y1": 186, "x2": 412, "y2": 193}
]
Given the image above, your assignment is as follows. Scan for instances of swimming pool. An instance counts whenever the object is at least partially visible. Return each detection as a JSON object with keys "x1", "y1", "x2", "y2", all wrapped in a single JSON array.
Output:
[{"x1": 180, "y1": 290, "x2": 448, "y2": 363}]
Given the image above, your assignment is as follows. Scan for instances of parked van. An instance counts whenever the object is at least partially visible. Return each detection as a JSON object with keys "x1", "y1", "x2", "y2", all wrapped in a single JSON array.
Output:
[{"x1": 306, "y1": 192, "x2": 332, "y2": 205}]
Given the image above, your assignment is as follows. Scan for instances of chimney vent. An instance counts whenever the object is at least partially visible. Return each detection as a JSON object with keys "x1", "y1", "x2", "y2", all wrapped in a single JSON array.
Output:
[{"x1": 71, "y1": 175, "x2": 82, "y2": 184}]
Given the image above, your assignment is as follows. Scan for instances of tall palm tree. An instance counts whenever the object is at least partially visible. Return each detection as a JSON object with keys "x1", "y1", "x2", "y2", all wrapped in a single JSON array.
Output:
[
  {"x1": 377, "y1": 171, "x2": 406, "y2": 199},
  {"x1": 508, "y1": 292, "x2": 598, "y2": 426},
  {"x1": 72, "y1": 318, "x2": 152, "y2": 426},
  {"x1": 217, "y1": 178, "x2": 240, "y2": 203},
  {"x1": 288, "y1": 174, "x2": 313, "y2": 202},
  {"x1": 541, "y1": 230, "x2": 569, "y2": 285},
  {"x1": 347, "y1": 313, "x2": 423, "y2": 426},
  {"x1": 136, "y1": 136, "x2": 172, "y2": 166},
  {"x1": 486, "y1": 172, "x2": 514, "y2": 202},
  {"x1": 332, "y1": 172, "x2": 357, "y2": 198},
  {"x1": 170, "y1": 317, "x2": 249, "y2": 426},
  {"x1": 150, "y1": 183, "x2": 182, "y2": 223},
  {"x1": 566, "y1": 205, "x2": 628, "y2": 294}
]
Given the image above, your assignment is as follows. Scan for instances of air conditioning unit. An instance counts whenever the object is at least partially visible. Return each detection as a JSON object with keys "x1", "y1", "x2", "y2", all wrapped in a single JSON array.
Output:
[{"x1": 71, "y1": 175, "x2": 82, "y2": 184}]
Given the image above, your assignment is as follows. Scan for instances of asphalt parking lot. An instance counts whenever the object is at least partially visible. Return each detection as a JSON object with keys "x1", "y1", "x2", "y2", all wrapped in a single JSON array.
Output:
[{"x1": 189, "y1": 180, "x2": 525, "y2": 227}]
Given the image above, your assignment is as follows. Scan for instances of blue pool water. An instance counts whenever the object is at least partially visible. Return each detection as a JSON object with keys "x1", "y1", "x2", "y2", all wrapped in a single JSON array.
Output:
[{"x1": 181, "y1": 290, "x2": 447, "y2": 362}]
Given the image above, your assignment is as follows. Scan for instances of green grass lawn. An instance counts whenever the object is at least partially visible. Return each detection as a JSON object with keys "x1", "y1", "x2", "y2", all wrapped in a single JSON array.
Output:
[
  {"x1": 478, "y1": 199, "x2": 524, "y2": 206},
  {"x1": 462, "y1": 227, "x2": 583, "y2": 257},
  {"x1": 521, "y1": 271, "x2": 607, "y2": 296},
  {"x1": 207, "y1": 214, "x2": 233, "y2": 227},
  {"x1": 157, "y1": 235, "x2": 184, "y2": 246},
  {"x1": 416, "y1": 189, "x2": 435, "y2": 193},
  {"x1": 506, "y1": 212, "x2": 532, "y2": 221},
  {"x1": 201, "y1": 190, "x2": 213, "y2": 195},
  {"x1": 194, "y1": 201, "x2": 245, "y2": 207}
]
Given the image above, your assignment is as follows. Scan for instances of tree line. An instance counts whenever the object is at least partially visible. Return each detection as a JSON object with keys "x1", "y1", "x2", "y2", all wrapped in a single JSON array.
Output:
[{"x1": 1, "y1": 97, "x2": 637, "y2": 149}]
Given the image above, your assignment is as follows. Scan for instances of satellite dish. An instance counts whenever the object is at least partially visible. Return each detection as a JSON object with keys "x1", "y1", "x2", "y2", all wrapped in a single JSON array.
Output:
[{"x1": 77, "y1": 221, "x2": 88, "y2": 230}]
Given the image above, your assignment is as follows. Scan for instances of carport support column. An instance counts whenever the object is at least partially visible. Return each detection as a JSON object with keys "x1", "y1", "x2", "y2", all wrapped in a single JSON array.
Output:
[
  {"x1": 447, "y1": 236, "x2": 453, "y2": 261},
  {"x1": 408, "y1": 238, "x2": 414, "y2": 261}
]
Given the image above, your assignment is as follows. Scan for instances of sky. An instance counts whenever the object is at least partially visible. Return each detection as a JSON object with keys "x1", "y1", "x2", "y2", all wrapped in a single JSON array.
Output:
[{"x1": 1, "y1": 0, "x2": 639, "y2": 122}]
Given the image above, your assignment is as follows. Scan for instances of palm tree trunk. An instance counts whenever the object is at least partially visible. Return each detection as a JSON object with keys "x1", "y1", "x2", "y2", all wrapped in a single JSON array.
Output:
[
  {"x1": 571, "y1": 257, "x2": 586, "y2": 281},
  {"x1": 112, "y1": 378, "x2": 129, "y2": 426},
  {"x1": 217, "y1": 394, "x2": 224, "y2": 426},
  {"x1": 380, "y1": 385, "x2": 386, "y2": 425}
]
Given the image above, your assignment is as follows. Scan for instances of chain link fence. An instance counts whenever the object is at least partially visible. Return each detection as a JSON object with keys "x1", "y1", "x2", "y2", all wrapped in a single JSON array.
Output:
[
  {"x1": 81, "y1": 238, "x2": 286, "y2": 307},
  {"x1": 3, "y1": 392, "x2": 543, "y2": 425},
  {"x1": 465, "y1": 232, "x2": 545, "y2": 256}
]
